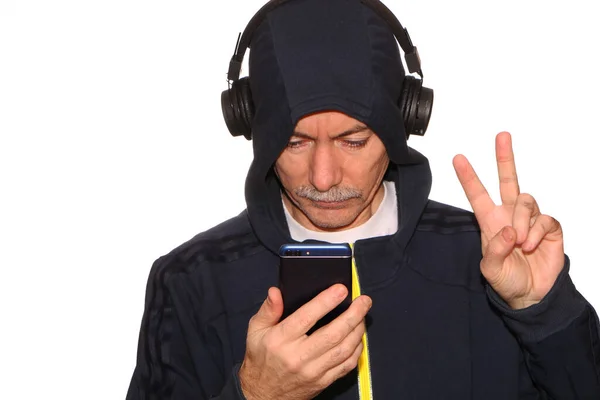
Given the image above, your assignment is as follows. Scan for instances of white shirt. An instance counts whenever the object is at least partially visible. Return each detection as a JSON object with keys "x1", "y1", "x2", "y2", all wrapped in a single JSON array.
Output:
[{"x1": 283, "y1": 181, "x2": 398, "y2": 243}]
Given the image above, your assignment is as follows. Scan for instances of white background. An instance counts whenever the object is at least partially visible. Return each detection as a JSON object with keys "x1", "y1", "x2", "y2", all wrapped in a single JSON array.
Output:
[{"x1": 1, "y1": 1, "x2": 598, "y2": 398}]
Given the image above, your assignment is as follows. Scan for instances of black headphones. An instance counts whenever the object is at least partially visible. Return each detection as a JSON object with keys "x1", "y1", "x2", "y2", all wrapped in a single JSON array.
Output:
[{"x1": 221, "y1": 0, "x2": 433, "y2": 141}]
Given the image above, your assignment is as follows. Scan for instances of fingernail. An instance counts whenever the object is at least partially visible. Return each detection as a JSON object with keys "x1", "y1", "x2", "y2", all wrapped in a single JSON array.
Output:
[{"x1": 502, "y1": 227, "x2": 513, "y2": 242}]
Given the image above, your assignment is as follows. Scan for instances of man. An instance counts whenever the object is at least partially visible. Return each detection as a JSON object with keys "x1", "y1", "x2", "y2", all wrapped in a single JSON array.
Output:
[{"x1": 126, "y1": 0, "x2": 600, "y2": 398}]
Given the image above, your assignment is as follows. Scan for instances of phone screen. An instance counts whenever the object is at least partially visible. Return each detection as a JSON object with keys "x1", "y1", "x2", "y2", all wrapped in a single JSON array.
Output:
[{"x1": 278, "y1": 243, "x2": 353, "y2": 333}]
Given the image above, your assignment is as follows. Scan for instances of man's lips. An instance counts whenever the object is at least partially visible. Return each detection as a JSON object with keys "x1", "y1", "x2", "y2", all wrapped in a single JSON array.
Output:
[{"x1": 310, "y1": 200, "x2": 348, "y2": 209}]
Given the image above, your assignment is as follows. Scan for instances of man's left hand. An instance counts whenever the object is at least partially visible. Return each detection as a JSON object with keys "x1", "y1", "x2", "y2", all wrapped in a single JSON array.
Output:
[{"x1": 453, "y1": 131, "x2": 564, "y2": 310}]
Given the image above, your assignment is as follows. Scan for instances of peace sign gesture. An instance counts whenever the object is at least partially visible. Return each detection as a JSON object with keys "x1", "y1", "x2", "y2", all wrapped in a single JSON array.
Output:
[{"x1": 453, "y1": 132, "x2": 565, "y2": 310}]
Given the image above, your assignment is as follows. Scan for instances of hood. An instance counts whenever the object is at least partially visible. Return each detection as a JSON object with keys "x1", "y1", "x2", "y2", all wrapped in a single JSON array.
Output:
[{"x1": 243, "y1": 0, "x2": 432, "y2": 254}]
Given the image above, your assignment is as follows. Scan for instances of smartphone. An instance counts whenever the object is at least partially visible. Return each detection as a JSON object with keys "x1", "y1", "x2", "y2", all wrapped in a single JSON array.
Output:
[{"x1": 278, "y1": 243, "x2": 353, "y2": 333}]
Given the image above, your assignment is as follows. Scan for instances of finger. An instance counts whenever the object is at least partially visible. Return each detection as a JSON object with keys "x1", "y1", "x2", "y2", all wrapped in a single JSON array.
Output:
[
  {"x1": 453, "y1": 154, "x2": 495, "y2": 221},
  {"x1": 302, "y1": 296, "x2": 370, "y2": 363},
  {"x1": 480, "y1": 226, "x2": 516, "y2": 286},
  {"x1": 512, "y1": 193, "x2": 541, "y2": 245},
  {"x1": 319, "y1": 340, "x2": 364, "y2": 387},
  {"x1": 313, "y1": 317, "x2": 366, "y2": 373},
  {"x1": 522, "y1": 215, "x2": 563, "y2": 252},
  {"x1": 278, "y1": 284, "x2": 349, "y2": 339},
  {"x1": 248, "y1": 287, "x2": 284, "y2": 334},
  {"x1": 496, "y1": 132, "x2": 520, "y2": 205}
]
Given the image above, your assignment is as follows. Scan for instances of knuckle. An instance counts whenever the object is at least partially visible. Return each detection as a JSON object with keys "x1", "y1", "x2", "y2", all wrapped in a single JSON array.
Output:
[
  {"x1": 298, "y1": 365, "x2": 319, "y2": 383},
  {"x1": 283, "y1": 355, "x2": 302, "y2": 374},
  {"x1": 553, "y1": 217, "x2": 562, "y2": 230},
  {"x1": 342, "y1": 313, "x2": 358, "y2": 333},
  {"x1": 546, "y1": 214, "x2": 560, "y2": 227},
  {"x1": 519, "y1": 192, "x2": 534, "y2": 202},
  {"x1": 323, "y1": 329, "x2": 344, "y2": 346},
  {"x1": 339, "y1": 357, "x2": 358, "y2": 377},
  {"x1": 329, "y1": 345, "x2": 344, "y2": 363},
  {"x1": 299, "y1": 316, "x2": 315, "y2": 331},
  {"x1": 263, "y1": 339, "x2": 277, "y2": 354},
  {"x1": 539, "y1": 214, "x2": 559, "y2": 231},
  {"x1": 262, "y1": 332, "x2": 281, "y2": 353},
  {"x1": 290, "y1": 311, "x2": 314, "y2": 332},
  {"x1": 340, "y1": 343, "x2": 354, "y2": 360},
  {"x1": 518, "y1": 193, "x2": 536, "y2": 208},
  {"x1": 347, "y1": 303, "x2": 366, "y2": 324},
  {"x1": 300, "y1": 306, "x2": 320, "y2": 325}
]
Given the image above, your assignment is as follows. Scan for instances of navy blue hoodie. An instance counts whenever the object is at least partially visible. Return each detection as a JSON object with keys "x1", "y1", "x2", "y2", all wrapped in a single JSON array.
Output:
[{"x1": 126, "y1": 0, "x2": 600, "y2": 398}]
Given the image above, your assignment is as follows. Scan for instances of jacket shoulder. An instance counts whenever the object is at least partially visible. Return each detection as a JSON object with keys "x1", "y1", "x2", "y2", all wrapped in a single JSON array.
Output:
[
  {"x1": 155, "y1": 210, "x2": 265, "y2": 277},
  {"x1": 409, "y1": 200, "x2": 483, "y2": 290},
  {"x1": 417, "y1": 200, "x2": 480, "y2": 234}
]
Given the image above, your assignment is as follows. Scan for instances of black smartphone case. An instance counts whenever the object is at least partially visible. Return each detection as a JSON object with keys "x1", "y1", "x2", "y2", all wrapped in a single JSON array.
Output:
[{"x1": 279, "y1": 256, "x2": 352, "y2": 334}]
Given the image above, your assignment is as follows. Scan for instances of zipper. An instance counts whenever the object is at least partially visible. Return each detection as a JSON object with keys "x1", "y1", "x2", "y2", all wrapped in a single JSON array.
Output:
[{"x1": 350, "y1": 243, "x2": 373, "y2": 400}]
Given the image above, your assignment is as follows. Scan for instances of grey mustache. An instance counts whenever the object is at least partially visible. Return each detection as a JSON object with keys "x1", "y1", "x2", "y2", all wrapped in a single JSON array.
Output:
[{"x1": 295, "y1": 186, "x2": 362, "y2": 202}]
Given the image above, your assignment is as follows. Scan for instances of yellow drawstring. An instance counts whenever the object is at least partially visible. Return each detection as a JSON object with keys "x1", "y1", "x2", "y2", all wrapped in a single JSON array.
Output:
[{"x1": 350, "y1": 243, "x2": 373, "y2": 400}]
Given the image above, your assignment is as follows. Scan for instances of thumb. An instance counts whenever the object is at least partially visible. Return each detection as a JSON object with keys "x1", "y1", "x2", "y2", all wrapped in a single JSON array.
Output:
[
  {"x1": 248, "y1": 287, "x2": 284, "y2": 333},
  {"x1": 481, "y1": 226, "x2": 516, "y2": 285}
]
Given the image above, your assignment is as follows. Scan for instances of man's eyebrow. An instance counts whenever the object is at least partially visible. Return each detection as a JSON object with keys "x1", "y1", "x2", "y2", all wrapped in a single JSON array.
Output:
[{"x1": 292, "y1": 124, "x2": 370, "y2": 139}]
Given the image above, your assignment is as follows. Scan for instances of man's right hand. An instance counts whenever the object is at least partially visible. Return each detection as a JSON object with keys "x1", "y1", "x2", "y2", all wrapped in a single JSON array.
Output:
[{"x1": 238, "y1": 284, "x2": 372, "y2": 400}]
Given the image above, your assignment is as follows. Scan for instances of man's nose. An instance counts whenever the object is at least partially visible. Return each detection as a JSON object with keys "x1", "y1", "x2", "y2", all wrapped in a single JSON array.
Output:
[{"x1": 309, "y1": 143, "x2": 342, "y2": 192}]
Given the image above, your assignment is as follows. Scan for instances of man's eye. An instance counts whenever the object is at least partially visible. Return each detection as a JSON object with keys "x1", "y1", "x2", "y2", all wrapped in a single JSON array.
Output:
[
  {"x1": 287, "y1": 140, "x2": 306, "y2": 149},
  {"x1": 342, "y1": 139, "x2": 368, "y2": 149}
]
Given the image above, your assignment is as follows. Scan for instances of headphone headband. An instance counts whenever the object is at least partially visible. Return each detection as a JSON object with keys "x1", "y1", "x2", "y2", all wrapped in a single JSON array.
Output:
[
  {"x1": 226, "y1": 0, "x2": 423, "y2": 82},
  {"x1": 221, "y1": 0, "x2": 434, "y2": 140}
]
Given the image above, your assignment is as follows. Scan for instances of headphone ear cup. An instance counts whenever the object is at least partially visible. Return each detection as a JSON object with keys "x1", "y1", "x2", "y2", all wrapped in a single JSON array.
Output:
[
  {"x1": 236, "y1": 77, "x2": 255, "y2": 138},
  {"x1": 399, "y1": 76, "x2": 417, "y2": 138},
  {"x1": 399, "y1": 76, "x2": 433, "y2": 138},
  {"x1": 221, "y1": 88, "x2": 238, "y2": 137},
  {"x1": 221, "y1": 77, "x2": 254, "y2": 140}
]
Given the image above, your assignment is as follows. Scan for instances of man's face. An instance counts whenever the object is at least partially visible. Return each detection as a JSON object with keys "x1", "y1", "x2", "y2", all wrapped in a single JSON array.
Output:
[{"x1": 275, "y1": 110, "x2": 390, "y2": 231}]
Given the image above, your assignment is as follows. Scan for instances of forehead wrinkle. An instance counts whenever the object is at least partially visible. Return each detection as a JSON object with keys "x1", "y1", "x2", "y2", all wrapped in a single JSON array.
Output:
[{"x1": 292, "y1": 123, "x2": 370, "y2": 140}]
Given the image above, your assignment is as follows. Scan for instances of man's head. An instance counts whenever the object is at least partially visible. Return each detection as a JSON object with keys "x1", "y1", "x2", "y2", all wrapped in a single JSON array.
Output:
[
  {"x1": 275, "y1": 110, "x2": 389, "y2": 231},
  {"x1": 223, "y1": 0, "x2": 432, "y2": 146},
  {"x1": 238, "y1": 0, "x2": 432, "y2": 248}
]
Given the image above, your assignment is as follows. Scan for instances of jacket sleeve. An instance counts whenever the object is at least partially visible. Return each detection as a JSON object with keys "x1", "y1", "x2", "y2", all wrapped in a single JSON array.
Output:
[
  {"x1": 126, "y1": 256, "x2": 247, "y2": 400},
  {"x1": 487, "y1": 255, "x2": 600, "y2": 399}
]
